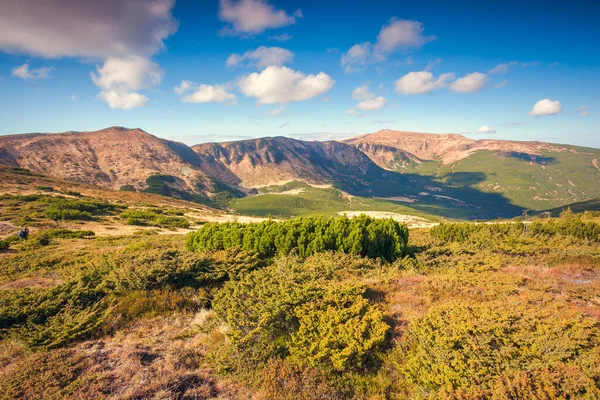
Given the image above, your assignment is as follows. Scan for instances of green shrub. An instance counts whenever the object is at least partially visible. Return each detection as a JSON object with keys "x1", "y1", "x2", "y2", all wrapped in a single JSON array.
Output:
[
  {"x1": 431, "y1": 216, "x2": 600, "y2": 245},
  {"x1": 187, "y1": 215, "x2": 408, "y2": 261},
  {"x1": 0, "y1": 240, "x2": 9, "y2": 251},
  {"x1": 289, "y1": 284, "x2": 388, "y2": 372},
  {"x1": 45, "y1": 229, "x2": 95, "y2": 239},
  {"x1": 401, "y1": 300, "x2": 600, "y2": 397},
  {"x1": 212, "y1": 253, "x2": 389, "y2": 373}
]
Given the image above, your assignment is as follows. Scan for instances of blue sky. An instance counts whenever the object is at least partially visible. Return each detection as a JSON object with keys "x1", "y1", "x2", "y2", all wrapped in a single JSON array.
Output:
[{"x1": 0, "y1": 0, "x2": 599, "y2": 147}]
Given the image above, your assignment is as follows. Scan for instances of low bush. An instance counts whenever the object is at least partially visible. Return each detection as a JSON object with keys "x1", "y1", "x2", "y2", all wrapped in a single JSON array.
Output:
[
  {"x1": 401, "y1": 300, "x2": 600, "y2": 398},
  {"x1": 212, "y1": 253, "x2": 389, "y2": 374},
  {"x1": 45, "y1": 229, "x2": 95, "y2": 239},
  {"x1": 187, "y1": 215, "x2": 408, "y2": 261},
  {"x1": 0, "y1": 240, "x2": 9, "y2": 251}
]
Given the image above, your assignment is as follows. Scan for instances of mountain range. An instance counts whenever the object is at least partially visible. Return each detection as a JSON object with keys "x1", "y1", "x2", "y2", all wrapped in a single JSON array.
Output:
[{"x1": 2, "y1": 127, "x2": 599, "y2": 219}]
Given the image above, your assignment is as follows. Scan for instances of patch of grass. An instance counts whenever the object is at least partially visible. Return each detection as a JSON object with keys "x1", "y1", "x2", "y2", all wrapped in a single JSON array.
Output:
[{"x1": 120, "y1": 209, "x2": 189, "y2": 229}]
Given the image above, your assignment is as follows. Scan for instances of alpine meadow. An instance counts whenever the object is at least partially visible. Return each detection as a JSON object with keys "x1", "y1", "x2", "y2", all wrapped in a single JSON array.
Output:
[{"x1": 1, "y1": 0, "x2": 600, "y2": 399}]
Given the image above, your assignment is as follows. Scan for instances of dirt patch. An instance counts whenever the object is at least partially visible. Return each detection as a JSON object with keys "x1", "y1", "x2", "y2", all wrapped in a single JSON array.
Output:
[
  {"x1": 0, "y1": 276, "x2": 64, "y2": 290},
  {"x1": 0, "y1": 221, "x2": 16, "y2": 237},
  {"x1": 374, "y1": 196, "x2": 416, "y2": 203}
]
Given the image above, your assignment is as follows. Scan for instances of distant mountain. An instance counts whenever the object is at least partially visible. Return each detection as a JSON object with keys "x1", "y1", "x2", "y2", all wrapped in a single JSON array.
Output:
[
  {"x1": 345, "y1": 130, "x2": 600, "y2": 211},
  {"x1": 191, "y1": 136, "x2": 384, "y2": 191},
  {"x1": 2, "y1": 127, "x2": 600, "y2": 219},
  {"x1": 0, "y1": 127, "x2": 239, "y2": 205}
]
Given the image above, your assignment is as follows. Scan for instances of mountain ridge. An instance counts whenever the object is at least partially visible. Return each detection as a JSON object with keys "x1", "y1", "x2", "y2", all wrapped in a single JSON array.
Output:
[{"x1": 2, "y1": 127, "x2": 600, "y2": 218}]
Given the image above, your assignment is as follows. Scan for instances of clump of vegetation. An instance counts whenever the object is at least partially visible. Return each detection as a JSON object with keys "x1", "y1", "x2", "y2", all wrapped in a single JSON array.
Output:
[
  {"x1": 187, "y1": 215, "x2": 409, "y2": 261},
  {"x1": 212, "y1": 253, "x2": 389, "y2": 375},
  {"x1": 431, "y1": 214, "x2": 600, "y2": 245},
  {"x1": 44, "y1": 197, "x2": 119, "y2": 221},
  {"x1": 45, "y1": 229, "x2": 95, "y2": 239},
  {"x1": 0, "y1": 240, "x2": 9, "y2": 252},
  {"x1": 120, "y1": 209, "x2": 189, "y2": 228},
  {"x1": 401, "y1": 300, "x2": 600, "y2": 398}
]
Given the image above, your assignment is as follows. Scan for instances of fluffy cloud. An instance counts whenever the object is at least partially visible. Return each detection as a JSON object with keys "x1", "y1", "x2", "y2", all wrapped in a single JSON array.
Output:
[
  {"x1": 174, "y1": 81, "x2": 236, "y2": 104},
  {"x1": 91, "y1": 56, "x2": 164, "y2": 109},
  {"x1": 11, "y1": 63, "x2": 53, "y2": 79},
  {"x1": 237, "y1": 65, "x2": 334, "y2": 104},
  {"x1": 174, "y1": 80, "x2": 195, "y2": 96},
  {"x1": 395, "y1": 71, "x2": 454, "y2": 94},
  {"x1": 0, "y1": 0, "x2": 177, "y2": 59},
  {"x1": 449, "y1": 72, "x2": 488, "y2": 93},
  {"x1": 477, "y1": 126, "x2": 497, "y2": 134},
  {"x1": 375, "y1": 19, "x2": 436, "y2": 53},
  {"x1": 529, "y1": 99, "x2": 562, "y2": 116},
  {"x1": 341, "y1": 19, "x2": 435, "y2": 72},
  {"x1": 181, "y1": 84, "x2": 236, "y2": 104},
  {"x1": 350, "y1": 85, "x2": 387, "y2": 111},
  {"x1": 0, "y1": 0, "x2": 178, "y2": 110},
  {"x1": 219, "y1": 0, "x2": 302, "y2": 35},
  {"x1": 341, "y1": 43, "x2": 371, "y2": 72},
  {"x1": 97, "y1": 91, "x2": 148, "y2": 110},
  {"x1": 226, "y1": 46, "x2": 294, "y2": 68}
]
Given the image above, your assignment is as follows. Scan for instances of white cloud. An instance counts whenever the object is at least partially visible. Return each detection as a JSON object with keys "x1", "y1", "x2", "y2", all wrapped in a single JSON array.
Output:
[
  {"x1": 174, "y1": 80, "x2": 236, "y2": 104},
  {"x1": 226, "y1": 46, "x2": 294, "y2": 68},
  {"x1": 174, "y1": 80, "x2": 195, "y2": 95},
  {"x1": 238, "y1": 65, "x2": 334, "y2": 105},
  {"x1": 0, "y1": 0, "x2": 178, "y2": 111},
  {"x1": 395, "y1": 71, "x2": 454, "y2": 94},
  {"x1": 11, "y1": 63, "x2": 53, "y2": 79},
  {"x1": 181, "y1": 84, "x2": 236, "y2": 104},
  {"x1": 0, "y1": 0, "x2": 177, "y2": 59},
  {"x1": 449, "y1": 72, "x2": 488, "y2": 93},
  {"x1": 374, "y1": 19, "x2": 436, "y2": 54},
  {"x1": 269, "y1": 33, "x2": 292, "y2": 42},
  {"x1": 350, "y1": 85, "x2": 387, "y2": 111},
  {"x1": 268, "y1": 105, "x2": 286, "y2": 116},
  {"x1": 477, "y1": 126, "x2": 497, "y2": 133},
  {"x1": 219, "y1": 0, "x2": 302, "y2": 35},
  {"x1": 91, "y1": 57, "x2": 163, "y2": 92},
  {"x1": 357, "y1": 97, "x2": 387, "y2": 111},
  {"x1": 91, "y1": 56, "x2": 163, "y2": 109},
  {"x1": 489, "y1": 61, "x2": 518, "y2": 74},
  {"x1": 529, "y1": 99, "x2": 562, "y2": 116},
  {"x1": 493, "y1": 79, "x2": 509, "y2": 89},
  {"x1": 579, "y1": 105, "x2": 588, "y2": 117},
  {"x1": 340, "y1": 43, "x2": 371, "y2": 72},
  {"x1": 341, "y1": 18, "x2": 435, "y2": 72},
  {"x1": 98, "y1": 91, "x2": 148, "y2": 110},
  {"x1": 424, "y1": 58, "x2": 442, "y2": 71},
  {"x1": 489, "y1": 61, "x2": 538, "y2": 74}
]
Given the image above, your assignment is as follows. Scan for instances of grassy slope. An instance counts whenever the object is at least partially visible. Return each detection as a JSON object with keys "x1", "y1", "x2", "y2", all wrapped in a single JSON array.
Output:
[
  {"x1": 403, "y1": 147, "x2": 600, "y2": 211},
  {"x1": 1, "y1": 216, "x2": 599, "y2": 398},
  {"x1": 228, "y1": 181, "x2": 438, "y2": 220}
]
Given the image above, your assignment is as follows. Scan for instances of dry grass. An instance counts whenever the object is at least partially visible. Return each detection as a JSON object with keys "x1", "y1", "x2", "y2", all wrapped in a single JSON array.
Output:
[{"x1": 0, "y1": 315, "x2": 256, "y2": 399}]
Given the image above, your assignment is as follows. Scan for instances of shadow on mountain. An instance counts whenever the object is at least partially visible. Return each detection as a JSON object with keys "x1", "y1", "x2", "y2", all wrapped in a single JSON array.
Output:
[
  {"x1": 500, "y1": 152, "x2": 557, "y2": 165},
  {"x1": 439, "y1": 172, "x2": 487, "y2": 186},
  {"x1": 333, "y1": 169, "x2": 524, "y2": 220}
]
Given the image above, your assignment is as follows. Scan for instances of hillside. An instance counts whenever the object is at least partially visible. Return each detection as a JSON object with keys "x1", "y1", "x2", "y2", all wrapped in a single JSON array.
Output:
[
  {"x1": 0, "y1": 127, "x2": 241, "y2": 206},
  {"x1": 191, "y1": 136, "x2": 381, "y2": 190},
  {"x1": 345, "y1": 130, "x2": 600, "y2": 211}
]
